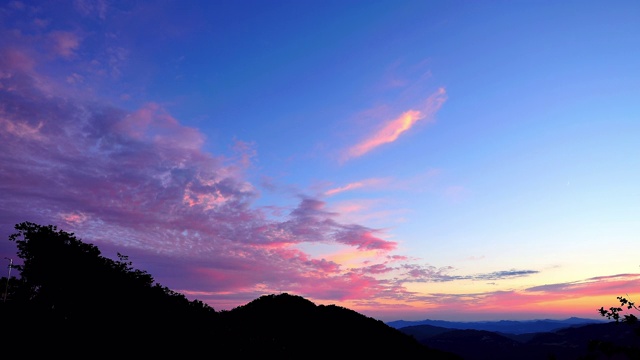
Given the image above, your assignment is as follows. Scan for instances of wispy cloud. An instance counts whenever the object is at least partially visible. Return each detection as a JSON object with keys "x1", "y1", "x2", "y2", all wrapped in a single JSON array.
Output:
[
  {"x1": 0, "y1": 56, "x2": 406, "y2": 310},
  {"x1": 2, "y1": 50, "x2": 547, "y2": 315},
  {"x1": 359, "y1": 273, "x2": 640, "y2": 321},
  {"x1": 343, "y1": 88, "x2": 447, "y2": 161},
  {"x1": 398, "y1": 265, "x2": 539, "y2": 283},
  {"x1": 74, "y1": 0, "x2": 109, "y2": 20},
  {"x1": 525, "y1": 274, "x2": 640, "y2": 295},
  {"x1": 2, "y1": 8, "x2": 634, "y2": 322},
  {"x1": 326, "y1": 182, "x2": 366, "y2": 196},
  {"x1": 48, "y1": 30, "x2": 82, "y2": 58},
  {"x1": 325, "y1": 178, "x2": 388, "y2": 196}
]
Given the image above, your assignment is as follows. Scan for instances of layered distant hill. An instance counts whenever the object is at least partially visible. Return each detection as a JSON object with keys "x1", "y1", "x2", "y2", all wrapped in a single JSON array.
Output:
[
  {"x1": 2, "y1": 222, "x2": 638, "y2": 359},
  {"x1": 394, "y1": 320, "x2": 640, "y2": 359},
  {"x1": 386, "y1": 317, "x2": 606, "y2": 334}
]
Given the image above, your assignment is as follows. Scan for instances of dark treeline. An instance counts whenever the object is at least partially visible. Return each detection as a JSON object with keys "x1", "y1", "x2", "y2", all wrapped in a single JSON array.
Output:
[{"x1": 0, "y1": 222, "x2": 460, "y2": 358}]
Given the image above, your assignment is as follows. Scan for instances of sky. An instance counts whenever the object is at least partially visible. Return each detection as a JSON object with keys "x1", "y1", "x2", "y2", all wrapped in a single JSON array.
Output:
[{"x1": 1, "y1": 0, "x2": 639, "y2": 322}]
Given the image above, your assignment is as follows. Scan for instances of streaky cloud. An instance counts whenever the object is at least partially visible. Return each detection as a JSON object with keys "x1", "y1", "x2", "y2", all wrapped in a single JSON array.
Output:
[
  {"x1": 398, "y1": 265, "x2": 538, "y2": 283},
  {"x1": 343, "y1": 88, "x2": 447, "y2": 161},
  {"x1": 525, "y1": 273, "x2": 640, "y2": 294},
  {"x1": 325, "y1": 182, "x2": 365, "y2": 196},
  {"x1": 325, "y1": 178, "x2": 388, "y2": 197},
  {"x1": 470, "y1": 269, "x2": 539, "y2": 281}
]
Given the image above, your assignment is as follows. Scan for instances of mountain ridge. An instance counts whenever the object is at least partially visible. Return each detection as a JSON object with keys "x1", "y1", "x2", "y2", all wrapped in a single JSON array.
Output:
[
  {"x1": 1, "y1": 222, "x2": 462, "y2": 358},
  {"x1": 3, "y1": 222, "x2": 635, "y2": 359},
  {"x1": 386, "y1": 316, "x2": 606, "y2": 334},
  {"x1": 397, "y1": 321, "x2": 640, "y2": 360}
]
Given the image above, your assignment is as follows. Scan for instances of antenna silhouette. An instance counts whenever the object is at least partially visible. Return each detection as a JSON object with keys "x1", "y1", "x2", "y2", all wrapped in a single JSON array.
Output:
[{"x1": 3, "y1": 257, "x2": 12, "y2": 302}]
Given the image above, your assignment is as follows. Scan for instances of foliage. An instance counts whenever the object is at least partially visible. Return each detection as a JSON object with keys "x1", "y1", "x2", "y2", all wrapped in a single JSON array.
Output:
[
  {"x1": 598, "y1": 295, "x2": 639, "y2": 323},
  {"x1": 0, "y1": 221, "x2": 458, "y2": 358},
  {"x1": 2, "y1": 221, "x2": 219, "y2": 356},
  {"x1": 7, "y1": 221, "x2": 218, "y2": 321}
]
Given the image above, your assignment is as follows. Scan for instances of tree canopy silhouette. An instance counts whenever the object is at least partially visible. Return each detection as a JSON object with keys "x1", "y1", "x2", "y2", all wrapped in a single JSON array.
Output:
[
  {"x1": 0, "y1": 222, "x2": 460, "y2": 358},
  {"x1": 1, "y1": 222, "x2": 218, "y2": 356},
  {"x1": 8, "y1": 222, "x2": 214, "y2": 318},
  {"x1": 598, "y1": 295, "x2": 638, "y2": 323}
]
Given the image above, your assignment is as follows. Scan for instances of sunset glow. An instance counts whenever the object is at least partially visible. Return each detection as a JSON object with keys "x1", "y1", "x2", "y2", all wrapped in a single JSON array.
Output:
[{"x1": 1, "y1": 0, "x2": 638, "y2": 322}]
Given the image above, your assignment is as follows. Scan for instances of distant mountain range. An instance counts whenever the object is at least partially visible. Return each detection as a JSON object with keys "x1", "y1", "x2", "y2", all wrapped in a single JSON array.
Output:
[
  {"x1": 3, "y1": 222, "x2": 637, "y2": 359},
  {"x1": 390, "y1": 318, "x2": 639, "y2": 360},
  {"x1": 386, "y1": 317, "x2": 606, "y2": 334}
]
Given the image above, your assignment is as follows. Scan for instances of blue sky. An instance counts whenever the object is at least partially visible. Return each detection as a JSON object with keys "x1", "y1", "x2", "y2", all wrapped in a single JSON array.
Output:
[{"x1": 1, "y1": 0, "x2": 639, "y2": 321}]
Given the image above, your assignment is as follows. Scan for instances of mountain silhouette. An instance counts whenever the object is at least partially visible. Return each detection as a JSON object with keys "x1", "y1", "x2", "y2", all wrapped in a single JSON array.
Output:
[
  {"x1": 397, "y1": 321, "x2": 640, "y2": 359},
  {"x1": 217, "y1": 293, "x2": 460, "y2": 358},
  {"x1": 0, "y1": 222, "x2": 459, "y2": 358},
  {"x1": 4, "y1": 222, "x2": 638, "y2": 359},
  {"x1": 387, "y1": 317, "x2": 606, "y2": 334}
]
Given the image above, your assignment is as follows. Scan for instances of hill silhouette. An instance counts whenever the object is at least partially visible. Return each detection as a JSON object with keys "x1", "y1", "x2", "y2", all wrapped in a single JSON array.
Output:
[
  {"x1": 0, "y1": 222, "x2": 459, "y2": 358},
  {"x1": 218, "y1": 293, "x2": 460, "y2": 358},
  {"x1": 387, "y1": 317, "x2": 605, "y2": 334},
  {"x1": 397, "y1": 321, "x2": 640, "y2": 359}
]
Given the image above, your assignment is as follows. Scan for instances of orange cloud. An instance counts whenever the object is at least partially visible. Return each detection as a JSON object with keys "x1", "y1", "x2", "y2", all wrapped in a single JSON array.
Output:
[
  {"x1": 344, "y1": 88, "x2": 447, "y2": 160},
  {"x1": 324, "y1": 248, "x2": 381, "y2": 267},
  {"x1": 347, "y1": 109, "x2": 421, "y2": 159},
  {"x1": 426, "y1": 274, "x2": 640, "y2": 320}
]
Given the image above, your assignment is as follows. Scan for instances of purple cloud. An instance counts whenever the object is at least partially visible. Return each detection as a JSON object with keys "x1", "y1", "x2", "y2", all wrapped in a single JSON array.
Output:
[
  {"x1": 48, "y1": 30, "x2": 82, "y2": 58},
  {"x1": 398, "y1": 264, "x2": 538, "y2": 283},
  {"x1": 0, "y1": 51, "x2": 404, "y2": 310}
]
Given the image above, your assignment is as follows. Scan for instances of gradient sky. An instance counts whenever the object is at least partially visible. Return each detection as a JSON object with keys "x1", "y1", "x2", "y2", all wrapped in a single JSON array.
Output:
[{"x1": 1, "y1": 0, "x2": 639, "y2": 322}]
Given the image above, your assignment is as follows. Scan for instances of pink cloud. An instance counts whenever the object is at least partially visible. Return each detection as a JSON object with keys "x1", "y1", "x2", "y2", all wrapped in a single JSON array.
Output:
[
  {"x1": 401, "y1": 264, "x2": 457, "y2": 282},
  {"x1": 325, "y1": 178, "x2": 388, "y2": 196},
  {"x1": 463, "y1": 274, "x2": 640, "y2": 316},
  {"x1": 286, "y1": 271, "x2": 388, "y2": 301},
  {"x1": 343, "y1": 88, "x2": 447, "y2": 160},
  {"x1": 347, "y1": 109, "x2": 422, "y2": 159},
  {"x1": 260, "y1": 198, "x2": 397, "y2": 251},
  {"x1": 325, "y1": 182, "x2": 365, "y2": 196},
  {"x1": 0, "y1": 48, "x2": 36, "y2": 73},
  {"x1": 525, "y1": 274, "x2": 640, "y2": 297},
  {"x1": 357, "y1": 263, "x2": 394, "y2": 275},
  {"x1": 0, "y1": 62, "x2": 406, "y2": 312},
  {"x1": 60, "y1": 211, "x2": 89, "y2": 224},
  {"x1": 368, "y1": 273, "x2": 640, "y2": 321},
  {"x1": 328, "y1": 198, "x2": 408, "y2": 230},
  {"x1": 48, "y1": 30, "x2": 82, "y2": 58},
  {"x1": 1, "y1": 41, "x2": 632, "y2": 322},
  {"x1": 116, "y1": 102, "x2": 205, "y2": 149},
  {"x1": 336, "y1": 226, "x2": 395, "y2": 251},
  {"x1": 0, "y1": 117, "x2": 44, "y2": 141}
]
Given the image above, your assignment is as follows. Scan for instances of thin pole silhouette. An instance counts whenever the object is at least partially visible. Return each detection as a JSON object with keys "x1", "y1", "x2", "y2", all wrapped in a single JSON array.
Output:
[{"x1": 3, "y1": 257, "x2": 12, "y2": 302}]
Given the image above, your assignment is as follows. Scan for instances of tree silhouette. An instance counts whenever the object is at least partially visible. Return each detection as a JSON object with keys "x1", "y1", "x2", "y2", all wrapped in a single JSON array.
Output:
[
  {"x1": 3, "y1": 221, "x2": 219, "y2": 356},
  {"x1": 593, "y1": 294, "x2": 640, "y2": 358},
  {"x1": 598, "y1": 295, "x2": 639, "y2": 323},
  {"x1": 0, "y1": 222, "x2": 460, "y2": 358}
]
